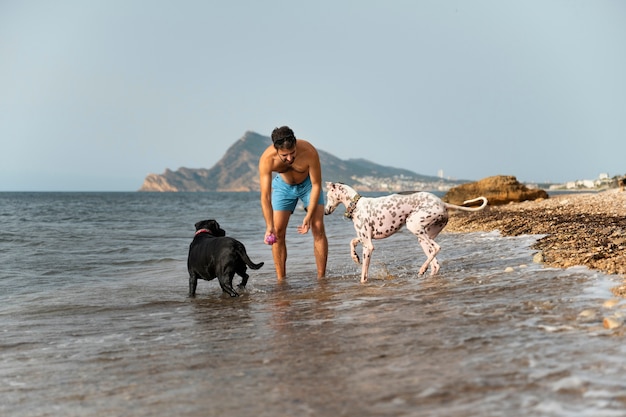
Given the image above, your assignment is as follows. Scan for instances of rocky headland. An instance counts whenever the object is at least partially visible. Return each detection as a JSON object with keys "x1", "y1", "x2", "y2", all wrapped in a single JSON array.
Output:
[{"x1": 139, "y1": 131, "x2": 466, "y2": 192}]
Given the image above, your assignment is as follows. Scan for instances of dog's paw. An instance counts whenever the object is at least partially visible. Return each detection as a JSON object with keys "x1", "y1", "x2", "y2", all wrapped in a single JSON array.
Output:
[{"x1": 222, "y1": 289, "x2": 239, "y2": 297}]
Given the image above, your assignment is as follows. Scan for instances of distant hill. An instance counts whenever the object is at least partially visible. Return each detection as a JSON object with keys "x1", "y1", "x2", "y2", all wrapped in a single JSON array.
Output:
[{"x1": 139, "y1": 131, "x2": 467, "y2": 192}]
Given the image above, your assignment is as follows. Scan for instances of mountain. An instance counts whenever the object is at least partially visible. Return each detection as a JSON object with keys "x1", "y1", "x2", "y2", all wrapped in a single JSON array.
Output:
[{"x1": 139, "y1": 131, "x2": 466, "y2": 192}]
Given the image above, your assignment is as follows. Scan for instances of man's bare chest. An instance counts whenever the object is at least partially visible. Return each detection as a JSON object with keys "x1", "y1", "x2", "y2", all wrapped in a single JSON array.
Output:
[{"x1": 276, "y1": 164, "x2": 309, "y2": 184}]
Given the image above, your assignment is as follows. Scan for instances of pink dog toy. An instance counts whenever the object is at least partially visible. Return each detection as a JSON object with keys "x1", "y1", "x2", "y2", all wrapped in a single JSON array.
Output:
[{"x1": 265, "y1": 234, "x2": 277, "y2": 245}]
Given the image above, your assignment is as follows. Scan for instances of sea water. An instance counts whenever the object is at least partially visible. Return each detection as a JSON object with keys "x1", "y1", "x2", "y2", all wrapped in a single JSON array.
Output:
[{"x1": 1, "y1": 192, "x2": 625, "y2": 417}]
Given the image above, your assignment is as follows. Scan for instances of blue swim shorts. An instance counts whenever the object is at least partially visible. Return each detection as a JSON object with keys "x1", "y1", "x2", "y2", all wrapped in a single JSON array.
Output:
[{"x1": 272, "y1": 175, "x2": 325, "y2": 212}]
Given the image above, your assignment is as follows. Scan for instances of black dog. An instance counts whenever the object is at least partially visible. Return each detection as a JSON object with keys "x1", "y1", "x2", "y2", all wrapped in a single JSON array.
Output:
[{"x1": 187, "y1": 219, "x2": 264, "y2": 297}]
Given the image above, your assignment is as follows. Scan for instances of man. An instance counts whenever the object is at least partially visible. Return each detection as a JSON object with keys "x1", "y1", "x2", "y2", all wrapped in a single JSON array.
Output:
[{"x1": 259, "y1": 126, "x2": 328, "y2": 280}]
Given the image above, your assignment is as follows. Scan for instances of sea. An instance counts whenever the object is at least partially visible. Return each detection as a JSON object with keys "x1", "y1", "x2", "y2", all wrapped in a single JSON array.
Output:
[{"x1": 1, "y1": 191, "x2": 626, "y2": 417}]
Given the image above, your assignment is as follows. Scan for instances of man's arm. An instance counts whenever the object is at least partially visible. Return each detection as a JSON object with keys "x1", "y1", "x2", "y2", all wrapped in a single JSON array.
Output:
[
  {"x1": 259, "y1": 152, "x2": 275, "y2": 241},
  {"x1": 298, "y1": 146, "x2": 323, "y2": 234},
  {"x1": 307, "y1": 148, "x2": 323, "y2": 215}
]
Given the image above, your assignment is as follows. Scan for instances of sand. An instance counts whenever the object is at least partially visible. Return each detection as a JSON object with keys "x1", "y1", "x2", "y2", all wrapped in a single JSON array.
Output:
[{"x1": 445, "y1": 188, "x2": 626, "y2": 296}]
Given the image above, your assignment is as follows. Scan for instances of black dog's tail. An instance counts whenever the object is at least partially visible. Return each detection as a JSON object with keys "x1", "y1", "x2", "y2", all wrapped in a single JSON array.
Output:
[{"x1": 237, "y1": 247, "x2": 264, "y2": 270}]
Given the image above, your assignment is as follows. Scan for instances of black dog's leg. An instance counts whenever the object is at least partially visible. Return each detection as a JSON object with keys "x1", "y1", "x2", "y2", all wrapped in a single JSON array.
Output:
[
  {"x1": 217, "y1": 274, "x2": 239, "y2": 297},
  {"x1": 189, "y1": 274, "x2": 198, "y2": 297},
  {"x1": 237, "y1": 271, "x2": 249, "y2": 289}
]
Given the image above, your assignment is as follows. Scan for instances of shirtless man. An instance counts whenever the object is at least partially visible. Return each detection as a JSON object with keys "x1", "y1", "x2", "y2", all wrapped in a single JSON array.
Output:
[{"x1": 259, "y1": 126, "x2": 328, "y2": 280}]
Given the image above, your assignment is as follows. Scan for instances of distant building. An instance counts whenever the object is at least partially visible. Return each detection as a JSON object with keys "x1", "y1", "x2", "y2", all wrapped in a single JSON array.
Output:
[{"x1": 561, "y1": 173, "x2": 616, "y2": 190}]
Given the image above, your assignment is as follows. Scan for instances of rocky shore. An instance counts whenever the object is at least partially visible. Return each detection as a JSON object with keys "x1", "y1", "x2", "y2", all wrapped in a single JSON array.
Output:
[{"x1": 446, "y1": 189, "x2": 626, "y2": 296}]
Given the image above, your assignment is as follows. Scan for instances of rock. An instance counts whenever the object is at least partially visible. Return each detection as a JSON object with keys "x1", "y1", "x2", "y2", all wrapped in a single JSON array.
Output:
[
  {"x1": 611, "y1": 284, "x2": 626, "y2": 298},
  {"x1": 552, "y1": 376, "x2": 585, "y2": 393},
  {"x1": 533, "y1": 252, "x2": 544, "y2": 264},
  {"x1": 577, "y1": 309, "x2": 597, "y2": 322},
  {"x1": 443, "y1": 175, "x2": 549, "y2": 206},
  {"x1": 139, "y1": 171, "x2": 182, "y2": 192},
  {"x1": 603, "y1": 299, "x2": 620, "y2": 309},
  {"x1": 603, "y1": 316, "x2": 623, "y2": 329}
]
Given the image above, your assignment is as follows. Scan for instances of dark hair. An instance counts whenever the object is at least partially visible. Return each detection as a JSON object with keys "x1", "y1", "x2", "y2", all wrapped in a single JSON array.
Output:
[{"x1": 271, "y1": 126, "x2": 296, "y2": 149}]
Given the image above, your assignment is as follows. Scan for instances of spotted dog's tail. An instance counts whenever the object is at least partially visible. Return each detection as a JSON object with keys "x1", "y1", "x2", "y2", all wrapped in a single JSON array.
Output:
[{"x1": 444, "y1": 196, "x2": 488, "y2": 212}]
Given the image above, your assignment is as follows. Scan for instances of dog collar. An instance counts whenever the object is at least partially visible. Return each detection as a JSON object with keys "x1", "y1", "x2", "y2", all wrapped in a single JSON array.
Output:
[
  {"x1": 344, "y1": 194, "x2": 362, "y2": 219},
  {"x1": 195, "y1": 229, "x2": 212, "y2": 236}
]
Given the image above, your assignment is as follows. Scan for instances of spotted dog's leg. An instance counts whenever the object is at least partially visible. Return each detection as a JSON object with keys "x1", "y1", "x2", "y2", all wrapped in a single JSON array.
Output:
[
  {"x1": 406, "y1": 208, "x2": 447, "y2": 276},
  {"x1": 360, "y1": 237, "x2": 374, "y2": 283},
  {"x1": 417, "y1": 236, "x2": 441, "y2": 275},
  {"x1": 423, "y1": 222, "x2": 447, "y2": 276},
  {"x1": 350, "y1": 237, "x2": 361, "y2": 264},
  {"x1": 429, "y1": 256, "x2": 441, "y2": 275}
]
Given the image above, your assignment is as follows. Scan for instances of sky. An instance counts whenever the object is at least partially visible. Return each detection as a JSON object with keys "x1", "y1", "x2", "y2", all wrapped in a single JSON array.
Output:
[{"x1": 1, "y1": 0, "x2": 625, "y2": 191}]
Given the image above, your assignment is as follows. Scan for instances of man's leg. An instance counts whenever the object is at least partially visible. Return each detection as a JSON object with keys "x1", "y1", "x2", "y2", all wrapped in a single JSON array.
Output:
[
  {"x1": 272, "y1": 210, "x2": 291, "y2": 280},
  {"x1": 310, "y1": 205, "x2": 328, "y2": 278}
]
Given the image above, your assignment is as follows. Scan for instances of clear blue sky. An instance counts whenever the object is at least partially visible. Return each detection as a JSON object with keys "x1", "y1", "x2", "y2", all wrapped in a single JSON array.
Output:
[{"x1": 1, "y1": 1, "x2": 624, "y2": 191}]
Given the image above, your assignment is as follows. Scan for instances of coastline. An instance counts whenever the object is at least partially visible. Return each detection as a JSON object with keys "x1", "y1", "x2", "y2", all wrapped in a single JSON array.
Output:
[{"x1": 446, "y1": 188, "x2": 626, "y2": 296}]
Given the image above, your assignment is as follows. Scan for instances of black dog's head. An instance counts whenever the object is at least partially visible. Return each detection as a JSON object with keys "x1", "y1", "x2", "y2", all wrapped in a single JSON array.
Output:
[{"x1": 194, "y1": 219, "x2": 226, "y2": 237}]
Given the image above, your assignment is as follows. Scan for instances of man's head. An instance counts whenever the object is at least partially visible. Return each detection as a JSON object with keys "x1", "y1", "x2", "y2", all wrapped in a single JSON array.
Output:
[
  {"x1": 271, "y1": 126, "x2": 296, "y2": 150},
  {"x1": 272, "y1": 126, "x2": 297, "y2": 164}
]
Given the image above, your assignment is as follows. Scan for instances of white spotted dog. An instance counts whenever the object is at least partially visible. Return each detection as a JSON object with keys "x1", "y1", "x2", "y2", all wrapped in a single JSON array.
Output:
[{"x1": 324, "y1": 182, "x2": 488, "y2": 283}]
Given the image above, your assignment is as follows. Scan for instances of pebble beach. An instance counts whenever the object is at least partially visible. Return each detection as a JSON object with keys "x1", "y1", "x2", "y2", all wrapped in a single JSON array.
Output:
[{"x1": 446, "y1": 188, "x2": 626, "y2": 296}]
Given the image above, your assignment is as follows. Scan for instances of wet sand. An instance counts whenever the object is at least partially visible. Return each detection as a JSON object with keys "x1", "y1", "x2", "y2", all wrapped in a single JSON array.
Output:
[{"x1": 446, "y1": 188, "x2": 626, "y2": 295}]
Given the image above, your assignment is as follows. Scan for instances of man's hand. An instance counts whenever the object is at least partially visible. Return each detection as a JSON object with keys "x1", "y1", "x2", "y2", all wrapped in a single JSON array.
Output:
[
  {"x1": 297, "y1": 219, "x2": 310, "y2": 234},
  {"x1": 264, "y1": 228, "x2": 277, "y2": 245}
]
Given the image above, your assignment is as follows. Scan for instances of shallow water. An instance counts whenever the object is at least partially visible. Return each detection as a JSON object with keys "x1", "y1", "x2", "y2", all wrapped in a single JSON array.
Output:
[{"x1": 1, "y1": 192, "x2": 625, "y2": 417}]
